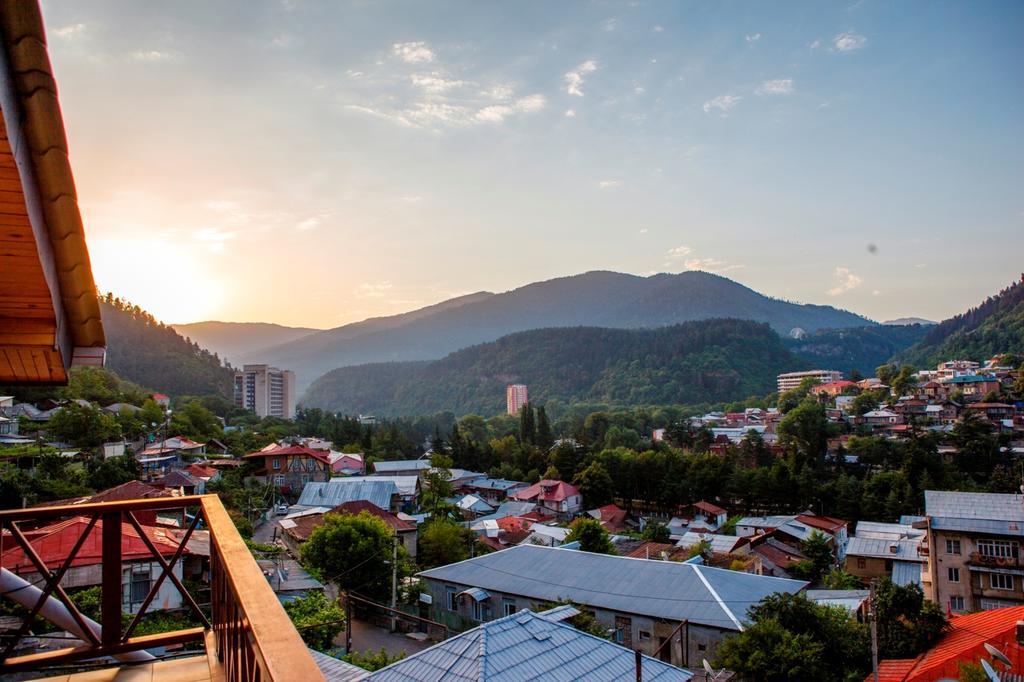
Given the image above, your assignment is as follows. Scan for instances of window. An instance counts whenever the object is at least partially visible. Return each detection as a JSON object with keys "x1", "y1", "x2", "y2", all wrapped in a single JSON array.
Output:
[
  {"x1": 978, "y1": 539, "x2": 1019, "y2": 559},
  {"x1": 124, "y1": 566, "x2": 151, "y2": 606},
  {"x1": 857, "y1": 558, "x2": 867, "y2": 569},
  {"x1": 502, "y1": 599, "x2": 517, "y2": 617},
  {"x1": 638, "y1": 630, "x2": 652, "y2": 642},
  {"x1": 945, "y1": 539, "x2": 961, "y2": 555},
  {"x1": 990, "y1": 574, "x2": 1014, "y2": 591},
  {"x1": 274, "y1": 474, "x2": 285, "y2": 486},
  {"x1": 981, "y1": 598, "x2": 1016, "y2": 610},
  {"x1": 949, "y1": 596, "x2": 965, "y2": 612},
  {"x1": 272, "y1": 458, "x2": 280, "y2": 470},
  {"x1": 947, "y1": 567, "x2": 960, "y2": 583},
  {"x1": 446, "y1": 586, "x2": 458, "y2": 612},
  {"x1": 472, "y1": 600, "x2": 491, "y2": 622}
]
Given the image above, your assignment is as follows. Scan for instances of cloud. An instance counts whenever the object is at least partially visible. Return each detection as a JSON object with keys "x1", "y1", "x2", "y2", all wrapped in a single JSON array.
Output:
[
  {"x1": 827, "y1": 267, "x2": 863, "y2": 296},
  {"x1": 131, "y1": 50, "x2": 175, "y2": 63},
  {"x1": 597, "y1": 180, "x2": 620, "y2": 189},
  {"x1": 565, "y1": 60, "x2": 598, "y2": 97},
  {"x1": 745, "y1": 33, "x2": 761, "y2": 43},
  {"x1": 702, "y1": 94, "x2": 741, "y2": 114},
  {"x1": 355, "y1": 281, "x2": 394, "y2": 299},
  {"x1": 53, "y1": 23, "x2": 87, "y2": 39},
  {"x1": 639, "y1": 228, "x2": 648, "y2": 234},
  {"x1": 833, "y1": 32, "x2": 867, "y2": 52},
  {"x1": 295, "y1": 213, "x2": 332, "y2": 231},
  {"x1": 565, "y1": 109, "x2": 576, "y2": 118},
  {"x1": 666, "y1": 245, "x2": 694, "y2": 262},
  {"x1": 757, "y1": 78, "x2": 794, "y2": 95},
  {"x1": 809, "y1": 39, "x2": 822, "y2": 49},
  {"x1": 484, "y1": 84, "x2": 515, "y2": 101},
  {"x1": 653, "y1": 25, "x2": 664, "y2": 33},
  {"x1": 474, "y1": 94, "x2": 547, "y2": 123},
  {"x1": 410, "y1": 73, "x2": 466, "y2": 93},
  {"x1": 392, "y1": 41, "x2": 435, "y2": 63}
]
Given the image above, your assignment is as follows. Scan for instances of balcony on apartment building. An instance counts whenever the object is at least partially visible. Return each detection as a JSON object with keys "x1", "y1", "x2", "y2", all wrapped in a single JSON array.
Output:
[
  {"x1": 967, "y1": 551, "x2": 1024, "y2": 572},
  {"x1": 0, "y1": 495, "x2": 323, "y2": 681}
]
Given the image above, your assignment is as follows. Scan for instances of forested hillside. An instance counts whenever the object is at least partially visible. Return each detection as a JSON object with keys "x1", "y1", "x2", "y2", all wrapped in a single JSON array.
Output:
[
  {"x1": 896, "y1": 277, "x2": 1024, "y2": 366},
  {"x1": 101, "y1": 295, "x2": 234, "y2": 397},
  {"x1": 302, "y1": 319, "x2": 804, "y2": 416},
  {"x1": 171, "y1": 321, "x2": 320, "y2": 365},
  {"x1": 262, "y1": 271, "x2": 872, "y2": 392},
  {"x1": 785, "y1": 324, "x2": 929, "y2": 376}
]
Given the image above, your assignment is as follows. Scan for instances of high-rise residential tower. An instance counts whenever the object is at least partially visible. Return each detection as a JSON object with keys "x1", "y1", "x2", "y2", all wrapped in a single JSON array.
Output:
[{"x1": 234, "y1": 364, "x2": 296, "y2": 419}]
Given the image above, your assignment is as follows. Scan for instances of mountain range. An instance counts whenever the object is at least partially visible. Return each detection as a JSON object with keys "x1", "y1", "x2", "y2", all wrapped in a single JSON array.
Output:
[
  {"x1": 195, "y1": 271, "x2": 873, "y2": 393},
  {"x1": 302, "y1": 319, "x2": 802, "y2": 416},
  {"x1": 171, "y1": 321, "x2": 321, "y2": 366}
]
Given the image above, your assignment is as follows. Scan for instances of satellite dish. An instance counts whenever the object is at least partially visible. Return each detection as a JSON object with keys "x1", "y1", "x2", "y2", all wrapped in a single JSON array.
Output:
[
  {"x1": 984, "y1": 642, "x2": 1012, "y2": 668},
  {"x1": 703, "y1": 660, "x2": 714, "y2": 674},
  {"x1": 980, "y1": 659, "x2": 1000, "y2": 682}
]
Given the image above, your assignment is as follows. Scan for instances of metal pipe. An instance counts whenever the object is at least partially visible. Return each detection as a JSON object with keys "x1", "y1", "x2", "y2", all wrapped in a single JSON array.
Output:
[{"x1": 0, "y1": 568, "x2": 154, "y2": 663}]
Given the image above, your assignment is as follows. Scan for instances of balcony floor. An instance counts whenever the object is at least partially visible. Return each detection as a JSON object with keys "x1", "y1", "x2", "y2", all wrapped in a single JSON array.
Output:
[{"x1": 31, "y1": 655, "x2": 212, "y2": 682}]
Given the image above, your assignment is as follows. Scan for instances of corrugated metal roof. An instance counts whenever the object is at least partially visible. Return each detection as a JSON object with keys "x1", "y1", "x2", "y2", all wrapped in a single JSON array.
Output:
[
  {"x1": 846, "y1": 537, "x2": 924, "y2": 562},
  {"x1": 891, "y1": 560, "x2": 923, "y2": 587},
  {"x1": 926, "y1": 490, "x2": 1024, "y2": 536},
  {"x1": 296, "y1": 480, "x2": 397, "y2": 510},
  {"x1": 309, "y1": 648, "x2": 369, "y2": 681},
  {"x1": 342, "y1": 475, "x2": 420, "y2": 497},
  {"x1": 806, "y1": 589, "x2": 869, "y2": 614},
  {"x1": 854, "y1": 521, "x2": 924, "y2": 541},
  {"x1": 373, "y1": 459, "x2": 431, "y2": 473},
  {"x1": 418, "y1": 545, "x2": 806, "y2": 631},
  {"x1": 368, "y1": 609, "x2": 691, "y2": 681},
  {"x1": 676, "y1": 532, "x2": 743, "y2": 554}
]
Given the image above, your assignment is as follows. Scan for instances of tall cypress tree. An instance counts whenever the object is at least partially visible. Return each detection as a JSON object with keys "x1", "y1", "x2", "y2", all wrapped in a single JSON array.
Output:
[
  {"x1": 536, "y1": 405, "x2": 553, "y2": 449},
  {"x1": 519, "y1": 403, "x2": 535, "y2": 445}
]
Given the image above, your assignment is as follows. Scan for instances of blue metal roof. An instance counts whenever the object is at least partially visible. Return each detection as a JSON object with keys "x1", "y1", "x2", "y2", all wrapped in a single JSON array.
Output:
[
  {"x1": 418, "y1": 544, "x2": 806, "y2": 631},
  {"x1": 891, "y1": 561, "x2": 923, "y2": 587},
  {"x1": 296, "y1": 480, "x2": 397, "y2": 510},
  {"x1": 368, "y1": 609, "x2": 692, "y2": 681},
  {"x1": 925, "y1": 491, "x2": 1024, "y2": 536}
]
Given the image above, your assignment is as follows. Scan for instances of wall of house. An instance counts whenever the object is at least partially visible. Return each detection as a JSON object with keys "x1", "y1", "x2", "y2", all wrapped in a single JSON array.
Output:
[
  {"x1": 844, "y1": 554, "x2": 892, "y2": 583},
  {"x1": 422, "y1": 578, "x2": 733, "y2": 668}
]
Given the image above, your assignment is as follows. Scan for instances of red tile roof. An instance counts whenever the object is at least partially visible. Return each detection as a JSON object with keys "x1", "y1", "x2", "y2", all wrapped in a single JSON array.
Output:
[
  {"x1": 38, "y1": 480, "x2": 175, "y2": 507},
  {"x1": 753, "y1": 542, "x2": 804, "y2": 569},
  {"x1": 185, "y1": 464, "x2": 218, "y2": 479},
  {"x1": 592, "y1": 504, "x2": 629, "y2": 531},
  {"x1": 3, "y1": 517, "x2": 186, "y2": 573},
  {"x1": 693, "y1": 500, "x2": 727, "y2": 516},
  {"x1": 511, "y1": 480, "x2": 580, "y2": 504},
  {"x1": 330, "y1": 500, "x2": 416, "y2": 532},
  {"x1": 624, "y1": 542, "x2": 678, "y2": 559},
  {"x1": 869, "y1": 605, "x2": 1024, "y2": 681},
  {"x1": 796, "y1": 514, "x2": 847, "y2": 533},
  {"x1": 244, "y1": 445, "x2": 331, "y2": 465}
]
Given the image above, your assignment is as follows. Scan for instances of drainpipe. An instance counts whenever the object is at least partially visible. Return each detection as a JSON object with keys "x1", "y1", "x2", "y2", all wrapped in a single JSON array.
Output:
[{"x1": 0, "y1": 568, "x2": 154, "y2": 663}]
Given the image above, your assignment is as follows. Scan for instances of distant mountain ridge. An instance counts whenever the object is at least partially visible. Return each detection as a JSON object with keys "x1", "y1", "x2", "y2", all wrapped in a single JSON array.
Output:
[
  {"x1": 785, "y1": 325, "x2": 929, "y2": 376},
  {"x1": 896, "y1": 277, "x2": 1024, "y2": 367},
  {"x1": 302, "y1": 319, "x2": 804, "y2": 416},
  {"x1": 883, "y1": 317, "x2": 936, "y2": 326},
  {"x1": 249, "y1": 270, "x2": 872, "y2": 393},
  {"x1": 171, "y1": 321, "x2": 321, "y2": 365}
]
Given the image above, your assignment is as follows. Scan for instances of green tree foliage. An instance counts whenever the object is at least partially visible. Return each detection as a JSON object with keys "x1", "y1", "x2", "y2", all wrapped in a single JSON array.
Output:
[
  {"x1": 99, "y1": 294, "x2": 234, "y2": 397},
  {"x1": 302, "y1": 320, "x2": 803, "y2": 415},
  {"x1": 45, "y1": 402, "x2": 121, "y2": 449},
  {"x1": 790, "y1": 531, "x2": 835, "y2": 583},
  {"x1": 417, "y1": 519, "x2": 473, "y2": 569},
  {"x1": 284, "y1": 592, "x2": 345, "y2": 651},
  {"x1": 714, "y1": 593, "x2": 870, "y2": 682},
  {"x1": 573, "y1": 461, "x2": 614, "y2": 507},
  {"x1": 777, "y1": 399, "x2": 830, "y2": 463},
  {"x1": 421, "y1": 454, "x2": 456, "y2": 519},
  {"x1": 550, "y1": 441, "x2": 580, "y2": 481},
  {"x1": 169, "y1": 399, "x2": 224, "y2": 441},
  {"x1": 85, "y1": 455, "x2": 140, "y2": 491},
  {"x1": 343, "y1": 648, "x2": 406, "y2": 672},
  {"x1": 784, "y1": 325, "x2": 929, "y2": 378},
  {"x1": 565, "y1": 517, "x2": 614, "y2": 554},
  {"x1": 823, "y1": 568, "x2": 863, "y2": 590},
  {"x1": 874, "y1": 579, "x2": 947, "y2": 659},
  {"x1": 641, "y1": 522, "x2": 670, "y2": 543},
  {"x1": 777, "y1": 377, "x2": 823, "y2": 414},
  {"x1": 891, "y1": 365, "x2": 918, "y2": 397},
  {"x1": 302, "y1": 511, "x2": 407, "y2": 602},
  {"x1": 535, "y1": 405, "x2": 554, "y2": 449},
  {"x1": 519, "y1": 403, "x2": 536, "y2": 445}
]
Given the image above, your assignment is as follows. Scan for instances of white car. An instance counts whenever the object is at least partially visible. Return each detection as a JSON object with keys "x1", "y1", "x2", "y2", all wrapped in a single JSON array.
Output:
[{"x1": 275, "y1": 503, "x2": 289, "y2": 516}]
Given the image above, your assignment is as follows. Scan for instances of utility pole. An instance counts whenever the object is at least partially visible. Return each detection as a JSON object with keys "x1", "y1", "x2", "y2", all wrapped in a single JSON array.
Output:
[
  {"x1": 344, "y1": 592, "x2": 352, "y2": 653},
  {"x1": 869, "y1": 579, "x2": 879, "y2": 682},
  {"x1": 391, "y1": 534, "x2": 398, "y2": 632}
]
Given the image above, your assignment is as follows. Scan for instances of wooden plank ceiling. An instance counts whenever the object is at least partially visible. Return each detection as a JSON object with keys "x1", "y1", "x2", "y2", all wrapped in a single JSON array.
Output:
[{"x1": 0, "y1": 105, "x2": 65, "y2": 383}]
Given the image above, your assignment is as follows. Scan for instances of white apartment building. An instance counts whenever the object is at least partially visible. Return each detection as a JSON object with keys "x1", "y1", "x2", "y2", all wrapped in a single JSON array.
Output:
[
  {"x1": 234, "y1": 364, "x2": 296, "y2": 419},
  {"x1": 776, "y1": 369, "x2": 843, "y2": 393},
  {"x1": 506, "y1": 384, "x2": 528, "y2": 415}
]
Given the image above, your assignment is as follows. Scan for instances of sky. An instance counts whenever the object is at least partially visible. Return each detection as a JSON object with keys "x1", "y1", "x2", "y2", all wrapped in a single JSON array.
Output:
[{"x1": 39, "y1": 0, "x2": 1024, "y2": 328}]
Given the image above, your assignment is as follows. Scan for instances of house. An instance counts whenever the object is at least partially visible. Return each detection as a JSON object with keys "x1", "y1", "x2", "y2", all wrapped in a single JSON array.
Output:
[
  {"x1": 458, "y1": 477, "x2": 529, "y2": 506},
  {"x1": 519, "y1": 523, "x2": 571, "y2": 547},
  {"x1": 257, "y1": 557, "x2": 325, "y2": 604},
  {"x1": 860, "y1": 409, "x2": 902, "y2": 428},
  {"x1": 586, "y1": 504, "x2": 631, "y2": 533},
  {"x1": 844, "y1": 521, "x2": 927, "y2": 587},
  {"x1": 806, "y1": 589, "x2": 870, "y2": 620},
  {"x1": 294, "y1": 479, "x2": 402, "y2": 514},
  {"x1": 40, "y1": 481, "x2": 179, "y2": 525},
  {"x1": 965, "y1": 402, "x2": 1016, "y2": 422},
  {"x1": 750, "y1": 537, "x2": 807, "y2": 579},
  {"x1": 153, "y1": 470, "x2": 205, "y2": 495},
  {"x1": 456, "y1": 494, "x2": 495, "y2": 518},
  {"x1": 815, "y1": 380, "x2": 857, "y2": 397},
  {"x1": 243, "y1": 445, "x2": 332, "y2": 495},
  {"x1": 871, "y1": 605, "x2": 1024, "y2": 681},
  {"x1": 941, "y1": 374, "x2": 1001, "y2": 401},
  {"x1": 140, "y1": 436, "x2": 206, "y2": 457},
  {"x1": 371, "y1": 459, "x2": 432, "y2": 477},
  {"x1": 152, "y1": 393, "x2": 171, "y2": 408},
  {"x1": 418, "y1": 544, "x2": 807, "y2": 667},
  {"x1": 923, "y1": 490, "x2": 1024, "y2": 613},
  {"x1": 796, "y1": 513, "x2": 850, "y2": 560},
  {"x1": 279, "y1": 500, "x2": 417, "y2": 558},
  {"x1": 2, "y1": 516, "x2": 191, "y2": 615},
  {"x1": 184, "y1": 463, "x2": 220, "y2": 483},
  {"x1": 367, "y1": 608, "x2": 692, "y2": 681},
  {"x1": 333, "y1": 475, "x2": 420, "y2": 509},
  {"x1": 510, "y1": 480, "x2": 581, "y2": 517},
  {"x1": 329, "y1": 452, "x2": 365, "y2": 476},
  {"x1": 675, "y1": 532, "x2": 749, "y2": 556}
]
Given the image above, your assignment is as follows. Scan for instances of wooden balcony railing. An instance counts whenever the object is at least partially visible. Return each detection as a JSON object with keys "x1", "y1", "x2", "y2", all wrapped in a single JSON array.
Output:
[
  {"x1": 968, "y1": 552, "x2": 1023, "y2": 568},
  {"x1": 0, "y1": 494, "x2": 323, "y2": 681}
]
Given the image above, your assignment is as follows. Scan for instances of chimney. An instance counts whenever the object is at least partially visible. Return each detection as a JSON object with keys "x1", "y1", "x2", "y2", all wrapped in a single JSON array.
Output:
[
  {"x1": 1017, "y1": 621, "x2": 1024, "y2": 646},
  {"x1": 889, "y1": 543, "x2": 898, "y2": 554}
]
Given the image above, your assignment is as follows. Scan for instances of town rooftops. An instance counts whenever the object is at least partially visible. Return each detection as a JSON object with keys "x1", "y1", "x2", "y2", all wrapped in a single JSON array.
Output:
[
  {"x1": 925, "y1": 490, "x2": 1024, "y2": 536},
  {"x1": 296, "y1": 479, "x2": 399, "y2": 511},
  {"x1": 510, "y1": 479, "x2": 579, "y2": 503},
  {"x1": 942, "y1": 374, "x2": 996, "y2": 384},
  {"x1": 846, "y1": 537, "x2": 925, "y2": 563},
  {"x1": 332, "y1": 500, "x2": 416, "y2": 532},
  {"x1": 335, "y1": 475, "x2": 419, "y2": 498},
  {"x1": 244, "y1": 444, "x2": 331, "y2": 464},
  {"x1": 418, "y1": 544, "x2": 807, "y2": 631},
  {"x1": 693, "y1": 500, "x2": 727, "y2": 516},
  {"x1": 676, "y1": 532, "x2": 746, "y2": 555},
  {"x1": 39, "y1": 480, "x2": 175, "y2": 507},
  {"x1": 372, "y1": 459, "x2": 431, "y2": 474},
  {"x1": 369, "y1": 608, "x2": 691, "y2": 681}
]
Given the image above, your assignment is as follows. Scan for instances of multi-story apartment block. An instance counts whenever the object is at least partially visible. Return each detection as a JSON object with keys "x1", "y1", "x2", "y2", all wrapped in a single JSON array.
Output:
[
  {"x1": 924, "y1": 490, "x2": 1024, "y2": 613},
  {"x1": 234, "y1": 364, "x2": 296, "y2": 419},
  {"x1": 506, "y1": 383, "x2": 528, "y2": 415},
  {"x1": 776, "y1": 369, "x2": 843, "y2": 393}
]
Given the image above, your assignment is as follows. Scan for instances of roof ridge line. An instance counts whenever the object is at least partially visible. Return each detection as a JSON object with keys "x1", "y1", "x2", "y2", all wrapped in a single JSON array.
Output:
[{"x1": 692, "y1": 563, "x2": 742, "y2": 631}]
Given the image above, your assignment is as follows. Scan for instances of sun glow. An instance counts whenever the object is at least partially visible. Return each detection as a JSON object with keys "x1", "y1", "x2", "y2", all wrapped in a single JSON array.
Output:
[{"x1": 89, "y1": 236, "x2": 228, "y2": 324}]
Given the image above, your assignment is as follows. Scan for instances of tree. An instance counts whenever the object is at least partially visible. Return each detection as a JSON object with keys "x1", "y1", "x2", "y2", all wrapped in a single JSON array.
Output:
[
  {"x1": 874, "y1": 579, "x2": 947, "y2": 659},
  {"x1": 86, "y1": 454, "x2": 140, "y2": 491},
  {"x1": 876, "y1": 364, "x2": 898, "y2": 386},
  {"x1": 519, "y1": 403, "x2": 535, "y2": 445},
  {"x1": 565, "y1": 517, "x2": 614, "y2": 554},
  {"x1": 284, "y1": 591, "x2": 344, "y2": 651},
  {"x1": 891, "y1": 365, "x2": 918, "y2": 397},
  {"x1": 777, "y1": 399, "x2": 829, "y2": 463},
  {"x1": 421, "y1": 454, "x2": 455, "y2": 519},
  {"x1": 302, "y1": 511, "x2": 406, "y2": 602},
  {"x1": 641, "y1": 522, "x2": 670, "y2": 543},
  {"x1": 541, "y1": 464, "x2": 561, "y2": 481},
  {"x1": 46, "y1": 402, "x2": 121, "y2": 449},
  {"x1": 715, "y1": 592, "x2": 870, "y2": 681},
  {"x1": 686, "y1": 538, "x2": 712, "y2": 562},
  {"x1": 418, "y1": 519, "x2": 473, "y2": 569},
  {"x1": 535, "y1": 405, "x2": 554, "y2": 450},
  {"x1": 799, "y1": 530, "x2": 835, "y2": 583},
  {"x1": 573, "y1": 461, "x2": 614, "y2": 508},
  {"x1": 850, "y1": 390, "x2": 882, "y2": 416},
  {"x1": 822, "y1": 568, "x2": 863, "y2": 590},
  {"x1": 550, "y1": 441, "x2": 579, "y2": 481}
]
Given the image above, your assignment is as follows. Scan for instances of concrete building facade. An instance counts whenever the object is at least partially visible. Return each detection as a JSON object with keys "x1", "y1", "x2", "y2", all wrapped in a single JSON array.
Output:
[
  {"x1": 776, "y1": 369, "x2": 843, "y2": 393},
  {"x1": 506, "y1": 384, "x2": 528, "y2": 415},
  {"x1": 234, "y1": 364, "x2": 296, "y2": 419}
]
